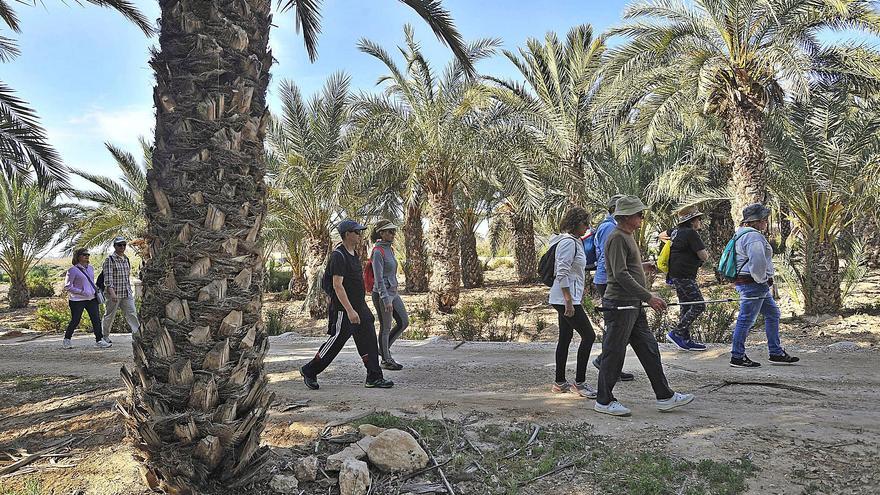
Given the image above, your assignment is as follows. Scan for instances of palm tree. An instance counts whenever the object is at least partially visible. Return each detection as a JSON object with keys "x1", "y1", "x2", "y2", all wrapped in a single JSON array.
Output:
[
  {"x1": 0, "y1": 176, "x2": 71, "y2": 308},
  {"x1": 765, "y1": 87, "x2": 880, "y2": 314},
  {"x1": 348, "y1": 27, "x2": 500, "y2": 312},
  {"x1": 491, "y1": 24, "x2": 607, "y2": 208},
  {"x1": 603, "y1": 0, "x2": 880, "y2": 218},
  {"x1": 0, "y1": 1, "x2": 152, "y2": 189},
  {"x1": 263, "y1": 187, "x2": 308, "y2": 296},
  {"x1": 68, "y1": 140, "x2": 150, "y2": 257},
  {"x1": 122, "y1": 2, "x2": 471, "y2": 492},
  {"x1": 269, "y1": 75, "x2": 351, "y2": 318}
]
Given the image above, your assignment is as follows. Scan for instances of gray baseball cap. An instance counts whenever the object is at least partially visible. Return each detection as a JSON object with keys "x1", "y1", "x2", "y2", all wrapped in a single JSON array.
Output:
[
  {"x1": 337, "y1": 219, "x2": 367, "y2": 236},
  {"x1": 741, "y1": 204, "x2": 771, "y2": 224},
  {"x1": 112, "y1": 236, "x2": 127, "y2": 245}
]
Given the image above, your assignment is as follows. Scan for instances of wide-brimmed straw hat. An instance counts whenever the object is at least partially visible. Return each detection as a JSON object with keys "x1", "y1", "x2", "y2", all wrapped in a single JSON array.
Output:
[
  {"x1": 677, "y1": 207, "x2": 704, "y2": 225},
  {"x1": 741, "y1": 203, "x2": 771, "y2": 224},
  {"x1": 613, "y1": 196, "x2": 648, "y2": 217}
]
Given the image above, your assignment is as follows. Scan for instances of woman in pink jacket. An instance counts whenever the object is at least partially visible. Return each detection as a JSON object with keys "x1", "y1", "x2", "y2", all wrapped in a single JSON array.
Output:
[{"x1": 62, "y1": 248, "x2": 111, "y2": 349}]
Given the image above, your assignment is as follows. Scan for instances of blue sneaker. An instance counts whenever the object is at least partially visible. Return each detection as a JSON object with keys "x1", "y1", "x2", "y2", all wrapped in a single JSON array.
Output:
[
  {"x1": 666, "y1": 331, "x2": 689, "y2": 351},
  {"x1": 686, "y1": 340, "x2": 707, "y2": 351}
]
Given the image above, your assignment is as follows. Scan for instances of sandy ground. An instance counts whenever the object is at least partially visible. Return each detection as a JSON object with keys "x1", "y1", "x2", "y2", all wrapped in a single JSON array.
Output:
[{"x1": 1, "y1": 331, "x2": 878, "y2": 494}]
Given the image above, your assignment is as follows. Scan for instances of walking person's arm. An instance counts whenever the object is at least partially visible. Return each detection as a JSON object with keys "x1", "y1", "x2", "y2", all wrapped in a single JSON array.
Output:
[
  {"x1": 64, "y1": 268, "x2": 82, "y2": 296},
  {"x1": 372, "y1": 248, "x2": 391, "y2": 314},
  {"x1": 103, "y1": 257, "x2": 118, "y2": 302},
  {"x1": 745, "y1": 240, "x2": 769, "y2": 284},
  {"x1": 555, "y1": 238, "x2": 578, "y2": 317},
  {"x1": 606, "y1": 236, "x2": 665, "y2": 310},
  {"x1": 332, "y1": 276, "x2": 359, "y2": 324}
]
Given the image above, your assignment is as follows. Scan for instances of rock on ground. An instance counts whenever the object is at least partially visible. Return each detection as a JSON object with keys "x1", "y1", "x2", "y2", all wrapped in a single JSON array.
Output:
[
  {"x1": 339, "y1": 459, "x2": 371, "y2": 495},
  {"x1": 825, "y1": 341, "x2": 862, "y2": 352},
  {"x1": 327, "y1": 444, "x2": 368, "y2": 471},
  {"x1": 367, "y1": 428, "x2": 429, "y2": 473},
  {"x1": 269, "y1": 474, "x2": 299, "y2": 494},
  {"x1": 294, "y1": 455, "x2": 319, "y2": 482},
  {"x1": 358, "y1": 424, "x2": 386, "y2": 437}
]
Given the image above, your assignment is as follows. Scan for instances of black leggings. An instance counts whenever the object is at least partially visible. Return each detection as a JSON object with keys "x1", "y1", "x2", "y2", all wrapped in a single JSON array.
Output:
[
  {"x1": 552, "y1": 304, "x2": 596, "y2": 383},
  {"x1": 64, "y1": 299, "x2": 103, "y2": 341}
]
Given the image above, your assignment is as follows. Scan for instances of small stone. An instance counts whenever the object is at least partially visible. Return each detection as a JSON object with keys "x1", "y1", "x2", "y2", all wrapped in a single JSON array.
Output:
[
  {"x1": 269, "y1": 474, "x2": 299, "y2": 494},
  {"x1": 327, "y1": 445, "x2": 367, "y2": 471},
  {"x1": 358, "y1": 424, "x2": 386, "y2": 437},
  {"x1": 339, "y1": 459, "x2": 371, "y2": 495},
  {"x1": 355, "y1": 435, "x2": 376, "y2": 453},
  {"x1": 826, "y1": 341, "x2": 861, "y2": 352},
  {"x1": 366, "y1": 428, "x2": 429, "y2": 473},
  {"x1": 294, "y1": 455, "x2": 319, "y2": 482}
]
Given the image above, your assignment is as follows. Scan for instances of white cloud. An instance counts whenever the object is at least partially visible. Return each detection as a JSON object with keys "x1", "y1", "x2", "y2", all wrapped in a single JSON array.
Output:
[{"x1": 67, "y1": 107, "x2": 155, "y2": 147}]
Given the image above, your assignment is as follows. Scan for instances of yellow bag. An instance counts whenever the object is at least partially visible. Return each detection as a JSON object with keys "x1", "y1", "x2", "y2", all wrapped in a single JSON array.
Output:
[{"x1": 657, "y1": 240, "x2": 671, "y2": 273}]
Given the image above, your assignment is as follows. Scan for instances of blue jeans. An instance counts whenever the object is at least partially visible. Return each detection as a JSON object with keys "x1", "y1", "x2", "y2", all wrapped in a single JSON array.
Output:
[{"x1": 731, "y1": 283, "x2": 783, "y2": 359}]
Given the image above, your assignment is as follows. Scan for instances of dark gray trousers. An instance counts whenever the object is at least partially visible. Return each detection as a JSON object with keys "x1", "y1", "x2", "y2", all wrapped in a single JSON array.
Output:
[{"x1": 597, "y1": 298, "x2": 673, "y2": 405}]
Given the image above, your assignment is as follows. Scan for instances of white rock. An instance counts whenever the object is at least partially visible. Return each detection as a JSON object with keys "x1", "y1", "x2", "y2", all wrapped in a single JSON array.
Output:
[
  {"x1": 339, "y1": 459, "x2": 371, "y2": 495},
  {"x1": 826, "y1": 341, "x2": 861, "y2": 352},
  {"x1": 327, "y1": 444, "x2": 367, "y2": 471},
  {"x1": 294, "y1": 455, "x2": 319, "y2": 482},
  {"x1": 269, "y1": 474, "x2": 299, "y2": 494},
  {"x1": 358, "y1": 424, "x2": 386, "y2": 437},
  {"x1": 366, "y1": 428, "x2": 429, "y2": 473}
]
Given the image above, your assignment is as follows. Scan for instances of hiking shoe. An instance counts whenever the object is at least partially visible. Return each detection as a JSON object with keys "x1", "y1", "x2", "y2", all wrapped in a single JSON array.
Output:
[
  {"x1": 301, "y1": 367, "x2": 319, "y2": 390},
  {"x1": 593, "y1": 358, "x2": 635, "y2": 382},
  {"x1": 62, "y1": 339, "x2": 73, "y2": 349},
  {"x1": 552, "y1": 381, "x2": 573, "y2": 394},
  {"x1": 95, "y1": 340, "x2": 112, "y2": 349},
  {"x1": 103, "y1": 336, "x2": 112, "y2": 344},
  {"x1": 769, "y1": 352, "x2": 800, "y2": 365},
  {"x1": 730, "y1": 355, "x2": 761, "y2": 368},
  {"x1": 381, "y1": 360, "x2": 404, "y2": 371},
  {"x1": 686, "y1": 340, "x2": 707, "y2": 351},
  {"x1": 573, "y1": 382, "x2": 598, "y2": 399},
  {"x1": 593, "y1": 401, "x2": 631, "y2": 417},
  {"x1": 666, "y1": 331, "x2": 689, "y2": 351},
  {"x1": 657, "y1": 392, "x2": 695, "y2": 411},
  {"x1": 365, "y1": 378, "x2": 394, "y2": 389}
]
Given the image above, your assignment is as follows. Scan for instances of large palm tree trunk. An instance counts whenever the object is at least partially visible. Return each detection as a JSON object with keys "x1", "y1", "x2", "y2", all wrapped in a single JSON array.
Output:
[
  {"x1": 426, "y1": 190, "x2": 460, "y2": 313},
  {"x1": 727, "y1": 105, "x2": 768, "y2": 218},
  {"x1": 304, "y1": 234, "x2": 330, "y2": 318},
  {"x1": 121, "y1": 2, "x2": 274, "y2": 493},
  {"x1": 8, "y1": 276, "x2": 29, "y2": 309},
  {"x1": 403, "y1": 202, "x2": 429, "y2": 293},
  {"x1": 287, "y1": 264, "x2": 307, "y2": 297},
  {"x1": 856, "y1": 216, "x2": 880, "y2": 269},
  {"x1": 803, "y1": 240, "x2": 841, "y2": 315},
  {"x1": 511, "y1": 212, "x2": 537, "y2": 283},
  {"x1": 460, "y1": 226, "x2": 484, "y2": 289}
]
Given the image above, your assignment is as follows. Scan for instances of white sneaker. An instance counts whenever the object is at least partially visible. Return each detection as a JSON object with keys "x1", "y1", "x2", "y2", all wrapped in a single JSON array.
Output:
[
  {"x1": 95, "y1": 340, "x2": 112, "y2": 349},
  {"x1": 104, "y1": 335, "x2": 112, "y2": 343},
  {"x1": 593, "y1": 400, "x2": 631, "y2": 417},
  {"x1": 62, "y1": 339, "x2": 73, "y2": 349},
  {"x1": 657, "y1": 392, "x2": 695, "y2": 411}
]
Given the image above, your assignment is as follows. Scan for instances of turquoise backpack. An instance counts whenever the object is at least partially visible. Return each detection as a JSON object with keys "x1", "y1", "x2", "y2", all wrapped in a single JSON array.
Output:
[{"x1": 717, "y1": 228, "x2": 756, "y2": 280}]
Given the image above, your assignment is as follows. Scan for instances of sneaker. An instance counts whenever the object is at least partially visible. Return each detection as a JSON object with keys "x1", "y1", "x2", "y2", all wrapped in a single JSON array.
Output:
[
  {"x1": 573, "y1": 382, "x2": 598, "y2": 399},
  {"x1": 593, "y1": 401, "x2": 631, "y2": 417},
  {"x1": 686, "y1": 340, "x2": 707, "y2": 351},
  {"x1": 62, "y1": 339, "x2": 73, "y2": 349},
  {"x1": 381, "y1": 360, "x2": 404, "y2": 371},
  {"x1": 768, "y1": 352, "x2": 800, "y2": 365},
  {"x1": 551, "y1": 381, "x2": 573, "y2": 394},
  {"x1": 657, "y1": 392, "x2": 695, "y2": 411},
  {"x1": 95, "y1": 340, "x2": 112, "y2": 349},
  {"x1": 365, "y1": 378, "x2": 394, "y2": 389},
  {"x1": 666, "y1": 331, "x2": 689, "y2": 351},
  {"x1": 103, "y1": 336, "x2": 112, "y2": 344},
  {"x1": 300, "y1": 367, "x2": 319, "y2": 390},
  {"x1": 730, "y1": 355, "x2": 761, "y2": 368},
  {"x1": 593, "y1": 358, "x2": 635, "y2": 382}
]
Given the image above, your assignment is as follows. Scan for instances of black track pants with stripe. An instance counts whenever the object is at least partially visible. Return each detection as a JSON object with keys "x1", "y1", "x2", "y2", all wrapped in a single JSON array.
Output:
[{"x1": 302, "y1": 302, "x2": 383, "y2": 382}]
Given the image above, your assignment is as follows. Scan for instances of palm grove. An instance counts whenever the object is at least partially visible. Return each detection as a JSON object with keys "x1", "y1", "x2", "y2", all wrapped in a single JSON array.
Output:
[{"x1": 1, "y1": 0, "x2": 880, "y2": 493}]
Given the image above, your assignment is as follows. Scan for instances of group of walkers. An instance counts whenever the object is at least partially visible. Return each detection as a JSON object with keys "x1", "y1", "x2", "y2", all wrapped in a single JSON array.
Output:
[
  {"x1": 61, "y1": 237, "x2": 139, "y2": 349},
  {"x1": 299, "y1": 195, "x2": 799, "y2": 418}
]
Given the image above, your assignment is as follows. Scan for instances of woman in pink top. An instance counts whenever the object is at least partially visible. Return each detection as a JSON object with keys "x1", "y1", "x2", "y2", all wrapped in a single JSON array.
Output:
[{"x1": 62, "y1": 248, "x2": 111, "y2": 349}]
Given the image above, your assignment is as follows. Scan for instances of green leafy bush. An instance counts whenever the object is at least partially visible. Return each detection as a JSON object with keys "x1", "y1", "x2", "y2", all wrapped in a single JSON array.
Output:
[
  {"x1": 26, "y1": 275, "x2": 55, "y2": 298},
  {"x1": 486, "y1": 257, "x2": 514, "y2": 271},
  {"x1": 265, "y1": 261, "x2": 292, "y2": 293},
  {"x1": 444, "y1": 297, "x2": 523, "y2": 342},
  {"x1": 265, "y1": 307, "x2": 294, "y2": 336}
]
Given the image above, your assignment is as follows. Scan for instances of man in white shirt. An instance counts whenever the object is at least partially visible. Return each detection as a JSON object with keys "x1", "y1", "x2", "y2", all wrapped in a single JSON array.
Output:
[{"x1": 101, "y1": 237, "x2": 140, "y2": 341}]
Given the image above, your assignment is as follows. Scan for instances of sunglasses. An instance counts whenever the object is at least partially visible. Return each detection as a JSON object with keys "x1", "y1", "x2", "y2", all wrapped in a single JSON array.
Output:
[{"x1": 82, "y1": 253, "x2": 91, "y2": 257}]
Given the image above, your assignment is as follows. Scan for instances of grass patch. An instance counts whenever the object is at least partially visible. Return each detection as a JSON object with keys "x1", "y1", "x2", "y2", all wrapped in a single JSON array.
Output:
[
  {"x1": 0, "y1": 374, "x2": 49, "y2": 392},
  {"x1": 348, "y1": 413, "x2": 756, "y2": 495},
  {"x1": 0, "y1": 477, "x2": 43, "y2": 495}
]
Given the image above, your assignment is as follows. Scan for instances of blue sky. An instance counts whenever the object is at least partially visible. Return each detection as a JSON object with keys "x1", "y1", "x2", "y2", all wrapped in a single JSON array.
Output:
[{"x1": 3, "y1": 0, "x2": 625, "y2": 191}]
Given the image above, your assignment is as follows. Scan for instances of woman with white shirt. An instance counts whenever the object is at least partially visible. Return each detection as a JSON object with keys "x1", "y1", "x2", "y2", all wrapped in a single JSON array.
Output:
[
  {"x1": 549, "y1": 207, "x2": 597, "y2": 398},
  {"x1": 62, "y1": 248, "x2": 111, "y2": 349}
]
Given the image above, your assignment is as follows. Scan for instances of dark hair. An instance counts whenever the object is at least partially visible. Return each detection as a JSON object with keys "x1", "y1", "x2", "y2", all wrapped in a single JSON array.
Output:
[
  {"x1": 71, "y1": 248, "x2": 89, "y2": 266},
  {"x1": 559, "y1": 206, "x2": 591, "y2": 233},
  {"x1": 370, "y1": 229, "x2": 382, "y2": 242}
]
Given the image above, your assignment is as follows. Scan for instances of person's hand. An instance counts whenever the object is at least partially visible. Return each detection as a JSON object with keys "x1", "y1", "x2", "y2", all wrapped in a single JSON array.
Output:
[
  {"x1": 110, "y1": 295, "x2": 119, "y2": 303},
  {"x1": 767, "y1": 276, "x2": 774, "y2": 287},
  {"x1": 384, "y1": 302, "x2": 393, "y2": 314},
  {"x1": 347, "y1": 310, "x2": 361, "y2": 325},
  {"x1": 564, "y1": 299, "x2": 575, "y2": 317},
  {"x1": 647, "y1": 294, "x2": 667, "y2": 312},
  {"x1": 658, "y1": 231, "x2": 671, "y2": 242}
]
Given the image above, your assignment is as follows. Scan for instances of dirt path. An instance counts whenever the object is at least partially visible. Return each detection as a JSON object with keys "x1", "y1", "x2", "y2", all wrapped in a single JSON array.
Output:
[{"x1": 1, "y1": 333, "x2": 878, "y2": 494}]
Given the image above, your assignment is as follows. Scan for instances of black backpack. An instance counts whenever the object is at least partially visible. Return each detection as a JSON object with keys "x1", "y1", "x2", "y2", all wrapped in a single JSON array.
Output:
[
  {"x1": 538, "y1": 237, "x2": 578, "y2": 287},
  {"x1": 320, "y1": 249, "x2": 341, "y2": 296},
  {"x1": 96, "y1": 271, "x2": 106, "y2": 291}
]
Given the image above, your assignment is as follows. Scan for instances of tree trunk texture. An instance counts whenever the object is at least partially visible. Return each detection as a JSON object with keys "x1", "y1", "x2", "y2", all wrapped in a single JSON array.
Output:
[
  {"x1": 706, "y1": 199, "x2": 734, "y2": 260},
  {"x1": 287, "y1": 265, "x2": 307, "y2": 297},
  {"x1": 856, "y1": 216, "x2": 880, "y2": 269},
  {"x1": 460, "y1": 226, "x2": 484, "y2": 289},
  {"x1": 403, "y1": 202, "x2": 429, "y2": 293},
  {"x1": 121, "y1": 2, "x2": 274, "y2": 494},
  {"x1": 726, "y1": 104, "x2": 768, "y2": 220},
  {"x1": 8, "y1": 277, "x2": 29, "y2": 309},
  {"x1": 426, "y1": 190, "x2": 460, "y2": 313},
  {"x1": 511, "y1": 212, "x2": 537, "y2": 283},
  {"x1": 304, "y1": 234, "x2": 330, "y2": 318},
  {"x1": 803, "y1": 240, "x2": 841, "y2": 315}
]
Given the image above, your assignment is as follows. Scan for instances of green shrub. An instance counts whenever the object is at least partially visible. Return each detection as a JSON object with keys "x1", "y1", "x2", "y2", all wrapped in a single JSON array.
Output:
[
  {"x1": 265, "y1": 261, "x2": 292, "y2": 293},
  {"x1": 278, "y1": 289, "x2": 295, "y2": 301},
  {"x1": 26, "y1": 275, "x2": 55, "y2": 298},
  {"x1": 28, "y1": 265, "x2": 53, "y2": 278},
  {"x1": 444, "y1": 297, "x2": 524, "y2": 342},
  {"x1": 265, "y1": 307, "x2": 294, "y2": 336},
  {"x1": 34, "y1": 299, "x2": 96, "y2": 332},
  {"x1": 486, "y1": 257, "x2": 514, "y2": 271}
]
